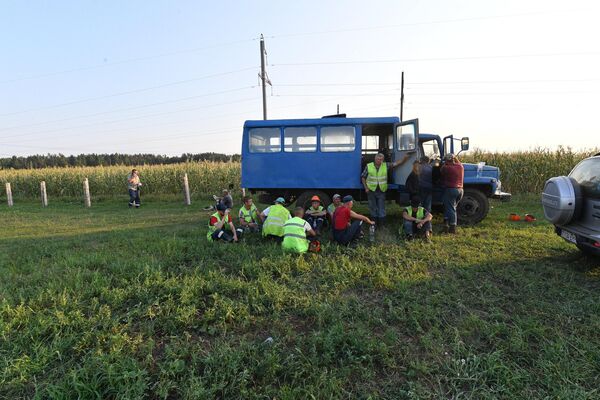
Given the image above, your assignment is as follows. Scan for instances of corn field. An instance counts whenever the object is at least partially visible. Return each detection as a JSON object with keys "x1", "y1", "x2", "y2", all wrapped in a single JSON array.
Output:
[{"x1": 0, "y1": 148, "x2": 597, "y2": 199}]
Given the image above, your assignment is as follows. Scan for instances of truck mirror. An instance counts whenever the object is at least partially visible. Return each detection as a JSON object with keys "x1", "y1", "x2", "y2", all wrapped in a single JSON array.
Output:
[{"x1": 461, "y1": 137, "x2": 470, "y2": 151}]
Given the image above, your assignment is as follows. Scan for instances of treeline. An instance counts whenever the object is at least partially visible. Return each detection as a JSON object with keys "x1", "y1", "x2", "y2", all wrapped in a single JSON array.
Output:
[{"x1": 0, "y1": 153, "x2": 241, "y2": 170}]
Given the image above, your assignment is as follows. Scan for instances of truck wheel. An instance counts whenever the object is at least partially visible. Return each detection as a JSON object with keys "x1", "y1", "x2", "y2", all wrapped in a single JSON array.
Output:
[
  {"x1": 457, "y1": 189, "x2": 489, "y2": 225},
  {"x1": 296, "y1": 190, "x2": 331, "y2": 209}
]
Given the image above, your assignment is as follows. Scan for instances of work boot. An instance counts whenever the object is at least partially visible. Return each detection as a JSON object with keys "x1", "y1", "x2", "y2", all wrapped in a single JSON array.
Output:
[
  {"x1": 377, "y1": 218, "x2": 385, "y2": 228},
  {"x1": 425, "y1": 231, "x2": 432, "y2": 243},
  {"x1": 449, "y1": 225, "x2": 457, "y2": 234},
  {"x1": 443, "y1": 219, "x2": 450, "y2": 233}
]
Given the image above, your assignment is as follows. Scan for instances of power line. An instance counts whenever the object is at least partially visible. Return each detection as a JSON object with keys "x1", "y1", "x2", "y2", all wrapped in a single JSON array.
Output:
[
  {"x1": 273, "y1": 78, "x2": 600, "y2": 87},
  {"x1": 0, "y1": 67, "x2": 258, "y2": 117}
]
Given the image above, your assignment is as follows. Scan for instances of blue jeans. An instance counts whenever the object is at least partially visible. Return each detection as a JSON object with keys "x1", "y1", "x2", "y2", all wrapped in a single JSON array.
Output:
[
  {"x1": 128, "y1": 189, "x2": 140, "y2": 207},
  {"x1": 419, "y1": 188, "x2": 433, "y2": 212},
  {"x1": 403, "y1": 220, "x2": 432, "y2": 236},
  {"x1": 443, "y1": 188, "x2": 464, "y2": 226},
  {"x1": 333, "y1": 220, "x2": 363, "y2": 245},
  {"x1": 367, "y1": 190, "x2": 386, "y2": 219}
]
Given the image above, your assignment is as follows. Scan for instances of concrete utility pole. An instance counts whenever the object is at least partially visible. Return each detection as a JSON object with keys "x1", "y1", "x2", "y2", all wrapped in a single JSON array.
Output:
[
  {"x1": 400, "y1": 71, "x2": 405, "y2": 121},
  {"x1": 260, "y1": 34, "x2": 268, "y2": 120}
]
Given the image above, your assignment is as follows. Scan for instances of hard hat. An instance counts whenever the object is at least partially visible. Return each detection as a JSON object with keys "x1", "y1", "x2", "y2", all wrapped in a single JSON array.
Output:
[
  {"x1": 274, "y1": 197, "x2": 286, "y2": 204},
  {"x1": 310, "y1": 195, "x2": 321, "y2": 202}
]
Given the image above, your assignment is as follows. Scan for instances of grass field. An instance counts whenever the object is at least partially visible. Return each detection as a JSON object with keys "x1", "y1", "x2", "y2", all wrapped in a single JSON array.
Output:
[{"x1": 1, "y1": 195, "x2": 599, "y2": 399}]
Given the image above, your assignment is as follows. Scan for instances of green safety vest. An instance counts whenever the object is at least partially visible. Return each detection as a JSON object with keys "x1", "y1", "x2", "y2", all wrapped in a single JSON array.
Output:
[
  {"x1": 404, "y1": 206, "x2": 425, "y2": 220},
  {"x1": 366, "y1": 162, "x2": 388, "y2": 192},
  {"x1": 282, "y1": 217, "x2": 309, "y2": 253},
  {"x1": 262, "y1": 204, "x2": 291, "y2": 237},
  {"x1": 207, "y1": 211, "x2": 230, "y2": 240},
  {"x1": 308, "y1": 205, "x2": 324, "y2": 212},
  {"x1": 240, "y1": 204, "x2": 258, "y2": 223},
  {"x1": 327, "y1": 203, "x2": 338, "y2": 214}
]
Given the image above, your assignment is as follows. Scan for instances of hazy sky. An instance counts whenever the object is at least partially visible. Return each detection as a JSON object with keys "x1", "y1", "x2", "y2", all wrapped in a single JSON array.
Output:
[{"x1": 1, "y1": 0, "x2": 599, "y2": 157}]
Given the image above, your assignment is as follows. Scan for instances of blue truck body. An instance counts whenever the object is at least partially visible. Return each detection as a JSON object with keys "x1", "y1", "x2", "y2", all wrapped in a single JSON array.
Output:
[{"x1": 241, "y1": 115, "x2": 510, "y2": 224}]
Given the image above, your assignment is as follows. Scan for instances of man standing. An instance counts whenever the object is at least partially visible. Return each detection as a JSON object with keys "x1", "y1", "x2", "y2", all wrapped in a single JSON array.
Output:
[
  {"x1": 418, "y1": 156, "x2": 433, "y2": 212},
  {"x1": 207, "y1": 203, "x2": 242, "y2": 242},
  {"x1": 282, "y1": 207, "x2": 316, "y2": 253},
  {"x1": 332, "y1": 195, "x2": 375, "y2": 246},
  {"x1": 261, "y1": 197, "x2": 292, "y2": 240},
  {"x1": 441, "y1": 153, "x2": 464, "y2": 234},
  {"x1": 304, "y1": 195, "x2": 326, "y2": 235},
  {"x1": 361, "y1": 153, "x2": 411, "y2": 226},
  {"x1": 239, "y1": 196, "x2": 262, "y2": 233},
  {"x1": 127, "y1": 169, "x2": 142, "y2": 208},
  {"x1": 402, "y1": 196, "x2": 433, "y2": 242}
]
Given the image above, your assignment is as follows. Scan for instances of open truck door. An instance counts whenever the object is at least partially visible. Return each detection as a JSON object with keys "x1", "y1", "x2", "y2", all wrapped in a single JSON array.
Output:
[{"x1": 392, "y1": 119, "x2": 419, "y2": 186}]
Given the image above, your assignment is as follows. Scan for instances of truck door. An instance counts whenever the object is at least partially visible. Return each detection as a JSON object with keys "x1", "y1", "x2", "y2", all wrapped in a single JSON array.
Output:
[
  {"x1": 443, "y1": 135, "x2": 454, "y2": 156},
  {"x1": 393, "y1": 119, "x2": 419, "y2": 185}
]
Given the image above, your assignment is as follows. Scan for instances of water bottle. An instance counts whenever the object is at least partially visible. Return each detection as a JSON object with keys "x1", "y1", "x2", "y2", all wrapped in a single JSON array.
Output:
[{"x1": 369, "y1": 224, "x2": 375, "y2": 242}]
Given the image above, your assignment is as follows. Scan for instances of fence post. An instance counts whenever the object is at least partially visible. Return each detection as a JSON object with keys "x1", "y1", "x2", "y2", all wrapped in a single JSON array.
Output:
[
  {"x1": 183, "y1": 173, "x2": 191, "y2": 205},
  {"x1": 40, "y1": 181, "x2": 48, "y2": 207},
  {"x1": 83, "y1": 178, "x2": 91, "y2": 208},
  {"x1": 6, "y1": 182, "x2": 13, "y2": 207}
]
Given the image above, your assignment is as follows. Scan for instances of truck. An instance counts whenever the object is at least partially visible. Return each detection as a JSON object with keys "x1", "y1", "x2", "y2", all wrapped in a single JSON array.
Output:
[{"x1": 241, "y1": 115, "x2": 511, "y2": 224}]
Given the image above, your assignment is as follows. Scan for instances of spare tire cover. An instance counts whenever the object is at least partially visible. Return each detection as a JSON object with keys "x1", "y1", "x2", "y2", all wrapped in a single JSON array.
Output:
[{"x1": 541, "y1": 176, "x2": 581, "y2": 225}]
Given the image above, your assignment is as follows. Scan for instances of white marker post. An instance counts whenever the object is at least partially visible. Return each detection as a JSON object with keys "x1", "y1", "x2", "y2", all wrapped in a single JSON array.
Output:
[
  {"x1": 40, "y1": 181, "x2": 48, "y2": 207},
  {"x1": 83, "y1": 178, "x2": 91, "y2": 208},
  {"x1": 6, "y1": 182, "x2": 13, "y2": 207},
  {"x1": 183, "y1": 173, "x2": 191, "y2": 206}
]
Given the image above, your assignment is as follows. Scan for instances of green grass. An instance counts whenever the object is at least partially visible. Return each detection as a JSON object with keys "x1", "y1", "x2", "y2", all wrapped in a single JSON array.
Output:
[{"x1": 1, "y1": 196, "x2": 599, "y2": 399}]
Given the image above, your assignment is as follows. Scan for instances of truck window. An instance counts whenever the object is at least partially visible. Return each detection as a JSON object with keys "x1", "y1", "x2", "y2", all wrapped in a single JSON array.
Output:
[
  {"x1": 570, "y1": 158, "x2": 600, "y2": 199},
  {"x1": 320, "y1": 126, "x2": 355, "y2": 152},
  {"x1": 422, "y1": 140, "x2": 440, "y2": 159},
  {"x1": 284, "y1": 127, "x2": 317, "y2": 152},
  {"x1": 361, "y1": 136, "x2": 379, "y2": 154},
  {"x1": 249, "y1": 127, "x2": 281, "y2": 153},
  {"x1": 397, "y1": 124, "x2": 416, "y2": 151}
]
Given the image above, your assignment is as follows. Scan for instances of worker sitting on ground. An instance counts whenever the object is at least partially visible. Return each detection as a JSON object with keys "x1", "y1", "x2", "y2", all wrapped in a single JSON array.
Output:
[
  {"x1": 203, "y1": 188, "x2": 233, "y2": 211},
  {"x1": 402, "y1": 196, "x2": 433, "y2": 242},
  {"x1": 332, "y1": 195, "x2": 375, "y2": 246},
  {"x1": 282, "y1": 207, "x2": 317, "y2": 253},
  {"x1": 327, "y1": 194, "x2": 342, "y2": 223},
  {"x1": 207, "y1": 203, "x2": 242, "y2": 242},
  {"x1": 304, "y1": 195, "x2": 327, "y2": 235},
  {"x1": 239, "y1": 195, "x2": 262, "y2": 233},
  {"x1": 261, "y1": 197, "x2": 291, "y2": 240}
]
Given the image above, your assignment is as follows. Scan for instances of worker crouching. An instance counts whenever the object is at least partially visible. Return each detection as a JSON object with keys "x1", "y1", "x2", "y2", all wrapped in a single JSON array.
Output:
[
  {"x1": 282, "y1": 207, "x2": 316, "y2": 253},
  {"x1": 402, "y1": 196, "x2": 433, "y2": 242},
  {"x1": 207, "y1": 203, "x2": 243, "y2": 243}
]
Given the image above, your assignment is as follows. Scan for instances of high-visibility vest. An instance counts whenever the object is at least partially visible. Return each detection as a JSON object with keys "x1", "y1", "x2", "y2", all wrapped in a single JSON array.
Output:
[
  {"x1": 404, "y1": 206, "x2": 425, "y2": 220},
  {"x1": 207, "y1": 211, "x2": 230, "y2": 240},
  {"x1": 366, "y1": 162, "x2": 388, "y2": 192},
  {"x1": 308, "y1": 205, "x2": 324, "y2": 213},
  {"x1": 262, "y1": 204, "x2": 291, "y2": 237},
  {"x1": 282, "y1": 217, "x2": 309, "y2": 253},
  {"x1": 240, "y1": 204, "x2": 258, "y2": 223}
]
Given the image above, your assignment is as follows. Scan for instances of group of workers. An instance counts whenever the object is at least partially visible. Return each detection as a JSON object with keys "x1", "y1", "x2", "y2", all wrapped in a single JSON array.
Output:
[{"x1": 207, "y1": 151, "x2": 464, "y2": 253}]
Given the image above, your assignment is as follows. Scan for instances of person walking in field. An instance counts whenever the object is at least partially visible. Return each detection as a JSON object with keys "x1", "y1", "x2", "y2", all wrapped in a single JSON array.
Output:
[
  {"x1": 207, "y1": 203, "x2": 242, "y2": 242},
  {"x1": 282, "y1": 207, "x2": 316, "y2": 253},
  {"x1": 261, "y1": 197, "x2": 291, "y2": 240},
  {"x1": 441, "y1": 153, "x2": 464, "y2": 234},
  {"x1": 402, "y1": 196, "x2": 433, "y2": 242},
  {"x1": 361, "y1": 152, "x2": 411, "y2": 227},
  {"x1": 332, "y1": 195, "x2": 375, "y2": 246},
  {"x1": 127, "y1": 169, "x2": 142, "y2": 208},
  {"x1": 239, "y1": 195, "x2": 262, "y2": 233}
]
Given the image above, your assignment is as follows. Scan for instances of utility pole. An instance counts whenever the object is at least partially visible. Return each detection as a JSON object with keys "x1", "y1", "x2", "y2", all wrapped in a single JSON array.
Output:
[
  {"x1": 260, "y1": 34, "x2": 268, "y2": 120},
  {"x1": 400, "y1": 71, "x2": 405, "y2": 121}
]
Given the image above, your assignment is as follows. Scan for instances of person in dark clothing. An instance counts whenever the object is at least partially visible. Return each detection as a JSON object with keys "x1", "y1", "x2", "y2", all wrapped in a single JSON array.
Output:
[
  {"x1": 418, "y1": 156, "x2": 433, "y2": 212},
  {"x1": 440, "y1": 153, "x2": 465, "y2": 234},
  {"x1": 402, "y1": 196, "x2": 433, "y2": 242},
  {"x1": 405, "y1": 161, "x2": 420, "y2": 201},
  {"x1": 332, "y1": 195, "x2": 375, "y2": 245}
]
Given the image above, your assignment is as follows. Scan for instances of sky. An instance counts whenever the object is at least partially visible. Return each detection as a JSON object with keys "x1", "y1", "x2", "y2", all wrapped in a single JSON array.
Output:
[{"x1": 1, "y1": 0, "x2": 599, "y2": 157}]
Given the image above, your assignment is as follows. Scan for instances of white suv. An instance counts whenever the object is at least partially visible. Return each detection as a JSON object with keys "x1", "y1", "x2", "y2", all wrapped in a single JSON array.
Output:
[{"x1": 542, "y1": 153, "x2": 600, "y2": 256}]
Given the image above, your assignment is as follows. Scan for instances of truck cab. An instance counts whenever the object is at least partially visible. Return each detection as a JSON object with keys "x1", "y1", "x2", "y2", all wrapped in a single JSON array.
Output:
[{"x1": 241, "y1": 115, "x2": 510, "y2": 225}]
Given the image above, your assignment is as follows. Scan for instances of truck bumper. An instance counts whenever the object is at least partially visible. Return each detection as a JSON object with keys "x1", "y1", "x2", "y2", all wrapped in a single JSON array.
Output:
[{"x1": 491, "y1": 191, "x2": 511, "y2": 201}]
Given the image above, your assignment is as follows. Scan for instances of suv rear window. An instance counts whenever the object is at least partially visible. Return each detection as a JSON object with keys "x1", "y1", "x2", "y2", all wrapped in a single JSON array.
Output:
[{"x1": 570, "y1": 158, "x2": 600, "y2": 198}]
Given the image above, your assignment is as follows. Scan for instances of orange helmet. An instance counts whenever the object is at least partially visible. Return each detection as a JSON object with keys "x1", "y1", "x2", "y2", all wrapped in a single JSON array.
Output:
[{"x1": 310, "y1": 195, "x2": 321, "y2": 202}]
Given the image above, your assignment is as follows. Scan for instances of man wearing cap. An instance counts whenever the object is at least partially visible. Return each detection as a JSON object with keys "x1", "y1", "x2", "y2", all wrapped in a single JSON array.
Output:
[
  {"x1": 261, "y1": 197, "x2": 292, "y2": 239},
  {"x1": 282, "y1": 207, "x2": 317, "y2": 253},
  {"x1": 441, "y1": 153, "x2": 464, "y2": 234},
  {"x1": 361, "y1": 152, "x2": 411, "y2": 226},
  {"x1": 402, "y1": 196, "x2": 433, "y2": 242},
  {"x1": 239, "y1": 195, "x2": 262, "y2": 233},
  {"x1": 332, "y1": 195, "x2": 375, "y2": 245},
  {"x1": 305, "y1": 195, "x2": 327, "y2": 235},
  {"x1": 207, "y1": 203, "x2": 242, "y2": 242},
  {"x1": 327, "y1": 194, "x2": 342, "y2": 221}
]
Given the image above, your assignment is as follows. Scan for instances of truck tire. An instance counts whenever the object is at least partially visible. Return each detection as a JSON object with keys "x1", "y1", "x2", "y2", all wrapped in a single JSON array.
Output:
[
  {"x1": 296, "y1": 190, "x2": 331, "y2": 209},
  {"x1": 457, "y1": 188, "x2": 489, "y2": 225}
]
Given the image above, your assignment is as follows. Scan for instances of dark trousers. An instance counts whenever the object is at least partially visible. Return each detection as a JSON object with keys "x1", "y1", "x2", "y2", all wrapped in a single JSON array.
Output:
[
  {"x1": 211, "y1": 228, "x2": 244, "y2": 242},
  {"x1": 443, "y1": 188, "x2": 464, "y2": 226},
  {"x1": 306, "y1": 215, "x2": 325, "y2": 232},
  {"x1": 419, "y1": 188, "x2": 433, "y2": 212},
  {"x1": 128, "y1": 189, "x2": 140, "y2": 207},
  {"x1": 403, "y1": 220, "x2": 432, "y2": 236},
  {"x1": 333, "y1": 220, "x2": 363, "y2": 245}
]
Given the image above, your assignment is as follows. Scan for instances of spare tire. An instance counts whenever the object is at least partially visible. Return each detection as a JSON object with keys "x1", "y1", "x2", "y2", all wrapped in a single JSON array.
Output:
[{"x1": 541, "y1": 176, "x2": 582, "y2": 225}]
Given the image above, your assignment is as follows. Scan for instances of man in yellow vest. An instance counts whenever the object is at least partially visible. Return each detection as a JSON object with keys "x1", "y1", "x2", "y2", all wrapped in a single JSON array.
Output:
[
  {"x1": 238, "y1": 195, "x2": 262, "y2": 233},
  {"x1": 261, "y1": 197, "x2": 292, "y2": 240},
  {"x1": 361, "y1": 152, "x2": 411, "y2": 226},
  {"x1": 402, "y1": 196, "x2": 433, "y2": 242},
  {"x1": 207, "y1": 203, "x2": 242, "y2": 242},
  {"x1": 282, "y1": 207, "x2": 316, "y2": 253},
  {"x1": 305, "y1": 195, "x2": 327, "y2": 235}
]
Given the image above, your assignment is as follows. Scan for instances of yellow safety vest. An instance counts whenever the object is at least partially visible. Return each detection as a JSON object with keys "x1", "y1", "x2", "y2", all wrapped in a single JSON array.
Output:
[
  {"x1": 282, "y1": 217, "x2": 309, "y2": 253},
  {"x1": 366, "y1": 162, "x2": 388, "y2": 192},
  {"x1": 240, "y1": 204, "x2": 258, "y2": 223},
  {"x1": 262, "y1": 204, "x2": 291, "y2": 237},
  {"x1": 207, "y1": 211, "x2": 230, "y2": 240},
  {"x1": 404, "y1": 206, "x2": 425, "y2": 220}
]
